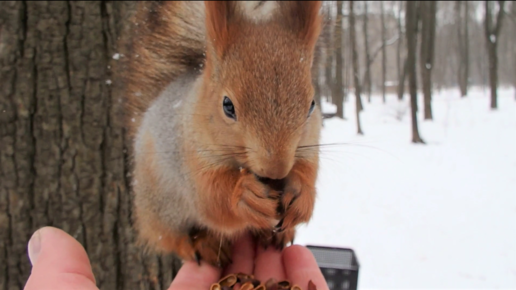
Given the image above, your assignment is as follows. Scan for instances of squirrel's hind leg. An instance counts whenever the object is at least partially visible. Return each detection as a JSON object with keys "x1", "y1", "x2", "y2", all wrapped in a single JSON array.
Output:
[{"x1": 135, "y1": 208, "x2": 233, "y2": 267}]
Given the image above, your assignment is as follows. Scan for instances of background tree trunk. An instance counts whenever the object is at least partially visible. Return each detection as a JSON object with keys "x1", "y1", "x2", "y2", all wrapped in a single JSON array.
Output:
[
  {"x1": 419, "y1": 1, "x2": 437, "y2": 120},
  {"x1": 362, "y1": 1, "x2": 372, "y2": 103},
  {"x1": 397, "y1": 1, "x2": 404, "y2": 100},
  {"x1": 0, "y1": 2, "x2": 181, "y2": 289},
  {"x1": 406, "y1": 1, "x2": 425, "y2": 143},
  {"x1": 323, "y1": 3, "x2": 334, "y2": 105},
  {"x1": 456, "y1": 1, "x2": 470, "y2": 97},
  {"x1": 334, "y1": 1, "x2": 345, "y2": 118},
  {"x1": 465, "y1": 1, "x2": 470, "y2": 97},
  {"x1": 484, "y1": 0, "x2": 506, "y2": 110},
  {"x1": 512, "y1": 0, "x2": 516, "y2": 100},
  {"x1": 350, "y1": 1, "x2": 364, "y2": 135},
  {"x1": 380, "y1": 1, "x2": 387, "y2": 103},
  {"x1": 398, "y1": 58, "x2": 408, "y2": 101}
]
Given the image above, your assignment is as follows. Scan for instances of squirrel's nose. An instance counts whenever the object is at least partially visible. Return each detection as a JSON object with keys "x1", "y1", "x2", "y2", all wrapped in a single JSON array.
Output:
[{"x1": 255, "y1": 159, "x2": 292, "y2": 180}]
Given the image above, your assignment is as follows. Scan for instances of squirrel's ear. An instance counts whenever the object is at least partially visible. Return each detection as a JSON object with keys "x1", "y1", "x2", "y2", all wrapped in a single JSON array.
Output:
[
  {"x1": 279, "y1": 1, "x2": 323, "y2": 50},
  {"x1": 204, "y1": 1, "x2": 238, "y2": 59}
]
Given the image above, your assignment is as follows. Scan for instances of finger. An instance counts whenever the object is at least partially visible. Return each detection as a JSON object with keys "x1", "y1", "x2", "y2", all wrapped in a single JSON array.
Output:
[
  {"x1": 222, "y1": 232, "x2": 255, "y2": 276},
  {"x1": 282, "y1": 245, "x2": 329, "y2": 290},
  {"x1": 168, "y1": 260, "x2": 222, "y2": 290},
  {"x1": 253, "y1": 244, "x2": 286, "y2": 282},
  {"x1": 24, "y1": 226, "x2": 98, "y2": 290}
]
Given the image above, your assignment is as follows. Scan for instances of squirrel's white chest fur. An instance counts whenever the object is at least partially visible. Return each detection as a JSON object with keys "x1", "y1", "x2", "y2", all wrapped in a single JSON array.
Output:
[{"x1": 134, "y1": 73, "x2": 202, "y2": 231}]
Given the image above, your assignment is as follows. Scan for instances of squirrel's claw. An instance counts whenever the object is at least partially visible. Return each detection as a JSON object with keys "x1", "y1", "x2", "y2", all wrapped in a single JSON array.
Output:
[{"x1": 195, "y1": 251, "x2": 202, "y2": 266}]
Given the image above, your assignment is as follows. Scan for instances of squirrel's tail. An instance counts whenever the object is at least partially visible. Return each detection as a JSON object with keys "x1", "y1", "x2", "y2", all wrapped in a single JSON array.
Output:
[{"x1": 123, "y1": 1, "x2": 205, "y2": 137}]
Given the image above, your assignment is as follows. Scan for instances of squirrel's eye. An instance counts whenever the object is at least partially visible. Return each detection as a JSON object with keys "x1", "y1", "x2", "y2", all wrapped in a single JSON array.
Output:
[
  {"x1": 308, "y1": 99, "x2": 316, "y2": 117},
  {"x1": 223, "y1": 96, "x2": 236, "y2": 120}
]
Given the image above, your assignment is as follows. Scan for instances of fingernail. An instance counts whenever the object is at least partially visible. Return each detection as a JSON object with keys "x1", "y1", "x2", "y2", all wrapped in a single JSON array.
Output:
[{"x1": 28, "y1": 229, "x2": 42, "y2": 265}]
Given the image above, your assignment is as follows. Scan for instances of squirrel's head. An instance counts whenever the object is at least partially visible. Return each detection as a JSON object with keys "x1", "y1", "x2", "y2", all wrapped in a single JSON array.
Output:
[{"x1": 199, "y1": 1, "x2": 322, "y2": 180}]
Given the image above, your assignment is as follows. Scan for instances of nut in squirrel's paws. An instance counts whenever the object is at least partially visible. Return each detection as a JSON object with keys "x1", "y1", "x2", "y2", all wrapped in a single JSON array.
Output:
[
  {"x1": 184, "y1": 227, "x2": 233, "y2": 268},
  {"x1": 233, "y1": 169, "x2": 282, "y2": 229}
]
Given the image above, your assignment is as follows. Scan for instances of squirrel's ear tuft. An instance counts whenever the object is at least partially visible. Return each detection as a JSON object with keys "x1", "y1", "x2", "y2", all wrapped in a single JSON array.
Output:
[
  {"x1": 279, "y1": 1, "x2": 323, "y2": 50},
  {"x1": 204, "y1": 1, "x2": 238, "y2": 59}
]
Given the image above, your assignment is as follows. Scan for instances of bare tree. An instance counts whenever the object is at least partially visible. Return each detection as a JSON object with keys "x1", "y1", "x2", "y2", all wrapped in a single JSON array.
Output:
[
  {"x1": 397, "y1": 2, "x2": 408, "y2": 101},
  {"x1": 484, "y1": 0, "x2": 506, "y2": 109},
  {"x1": 419, "y1": 1, "x2": 437, "y2": 120},
  {"x1": 512, "y1": 0, "x2": 516, "y2": 99},
  {"x1": 380, "y1": 1, "x2": 387, "y2": 103},
  {"x1": 362, "y1": 1, "x2": 372, "y2": 103},
  {"x1": 323, "y1": 2, "x2": 335, "y2": 105},
  {"x1": 334, "y1": 1, "x2": 345, "y2": 118},
  {"x1": 456, "y1": 1, "x2": 470, "y2": 97},
  {"x1": 350, "y1": 1, "x2": 364, "y2": 134},
  {"x1": 397, "y1": 0, "x2": 404, "y2": 100},
  {"x1": 406, "y1": 1, "x2": 425, "y2": 143}
]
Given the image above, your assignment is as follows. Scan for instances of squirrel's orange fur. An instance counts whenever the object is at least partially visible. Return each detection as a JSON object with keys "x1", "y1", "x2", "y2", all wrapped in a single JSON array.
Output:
[{"x1": 124, "y1": 1, "x2": 323, "y2": 267}]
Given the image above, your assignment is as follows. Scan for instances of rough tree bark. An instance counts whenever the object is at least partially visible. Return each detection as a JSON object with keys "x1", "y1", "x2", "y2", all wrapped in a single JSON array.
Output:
[
  {"x1": 362, "y1": 1, "x2": 372, "y2": 103},
  {"x1": 349, "y1": 1, "x2": 364, "y2": 135},
  {"x1": 419, "y1": 1, "x2": 437, "y2": 120},
  {"x1": 0, "y1": 2, "x2": 182, "y2": 290},
  {"x1": 334, "y1": 1, "x2": 345, "y2": 118},
  {"x1": 406, "y1": 1, "x2": 425, "y2": 143},
  {"x1": 456, "y1": 1, "x2": 470, "y2": 97},
  {"x1": 484, "y1": 0, "x2": 506, "y2": 109},
  {"x1": 380, "y1": 1, "x2": 387, "y2": 103}
]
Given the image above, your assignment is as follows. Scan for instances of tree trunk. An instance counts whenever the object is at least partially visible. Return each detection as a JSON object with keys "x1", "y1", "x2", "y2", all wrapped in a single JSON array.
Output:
[
  {"x1": 419, "y1": 1, "x2": 436, "y2": 120},
  {"x1": 0, "y1": 2, "x2": 182, "y2": 290},
  {"x1": 513, "y1": 0, "x2": 516, "y2": 100},
  {"x1": 313, "y1": 45, "x2": 323, "y2": 111},
  {"x1": 464, "y1": 1, "x2": 470, "y2": 96},
  {"x1": 334, "y1": 1, "x2": 345, "y2": 118},
  {"x1": 324, "y1": 47, "x2": 334, "y2": 104},
  {"x1": 406, "y1": 1, "x2": 425, "y2": 144},
  {"x1": 349, "y1": 1, "x2": 364, "y2": 135},
  {"x1": 323, "y1": 3, "x2": 334, "y2": 104},
  {"x1": 456, "y1": 1, "x2": 470, "y2": 97},
  {"x1": 380, "y1": 1, "x2": 387, "y2": 103},
  {"x1": 363, "y1": 1, "x2": 372, "y2": 103},
  {"x1": 398, "y1": 58, "x2": 408, "y2": 101},
  {"x1": 484, "y1": 0, "x2": 506, "y2": 110},
  {"x1": 397, "y1": 0, "x2": 404, "y2": 98}
]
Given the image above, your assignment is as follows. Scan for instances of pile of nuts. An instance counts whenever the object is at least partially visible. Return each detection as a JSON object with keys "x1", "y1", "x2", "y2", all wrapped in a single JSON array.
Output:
[{"x1": 210, "y1": 273, "x2": 317, "y2": 290}]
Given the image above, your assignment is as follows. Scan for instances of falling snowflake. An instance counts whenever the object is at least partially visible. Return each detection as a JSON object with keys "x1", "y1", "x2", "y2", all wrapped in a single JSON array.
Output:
[{"x1": 112, "y1": 53, "x2": 120, "y2": 60}]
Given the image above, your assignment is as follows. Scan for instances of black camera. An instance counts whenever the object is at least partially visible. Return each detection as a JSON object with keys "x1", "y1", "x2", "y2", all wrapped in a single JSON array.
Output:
[{"x1": 306, "y1": 246, "x2": 360, "y2": 290}]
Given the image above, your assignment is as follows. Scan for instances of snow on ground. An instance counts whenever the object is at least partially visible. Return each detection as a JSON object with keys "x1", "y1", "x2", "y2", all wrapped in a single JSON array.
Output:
[{"x1": 295, "y1": 87, "x2": 516, "y2": 289}]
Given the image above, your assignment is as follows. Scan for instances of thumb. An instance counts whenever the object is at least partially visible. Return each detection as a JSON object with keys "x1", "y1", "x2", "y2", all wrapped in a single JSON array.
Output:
[{"x1": 24, "y1": 227, "x2": 98, "y2": 290}]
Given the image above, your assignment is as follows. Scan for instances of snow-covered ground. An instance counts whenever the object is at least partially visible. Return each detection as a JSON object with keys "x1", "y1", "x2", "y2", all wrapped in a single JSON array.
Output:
[{"x1": 295, "y1": 87, "x2": 516, "y2": 289}]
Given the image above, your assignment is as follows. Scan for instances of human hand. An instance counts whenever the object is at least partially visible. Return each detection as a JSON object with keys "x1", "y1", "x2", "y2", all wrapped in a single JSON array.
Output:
[{"x1": 24, "y1": 227, "x2": 329, "y2": 290}]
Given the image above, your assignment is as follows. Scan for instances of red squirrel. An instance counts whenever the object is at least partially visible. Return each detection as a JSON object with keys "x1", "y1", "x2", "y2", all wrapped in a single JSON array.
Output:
[{"x1": 124, "y1": 1, "x2": 323, "y2": 267}]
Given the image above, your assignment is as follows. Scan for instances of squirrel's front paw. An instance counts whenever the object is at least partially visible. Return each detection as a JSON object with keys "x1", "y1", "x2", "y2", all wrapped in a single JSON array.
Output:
[
  {"x1": 232, "y1": 171, "x2": 281, "y2": 229},
  {"x1": 276, "y1": 172, "x2": 315, "y2": 232}
]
